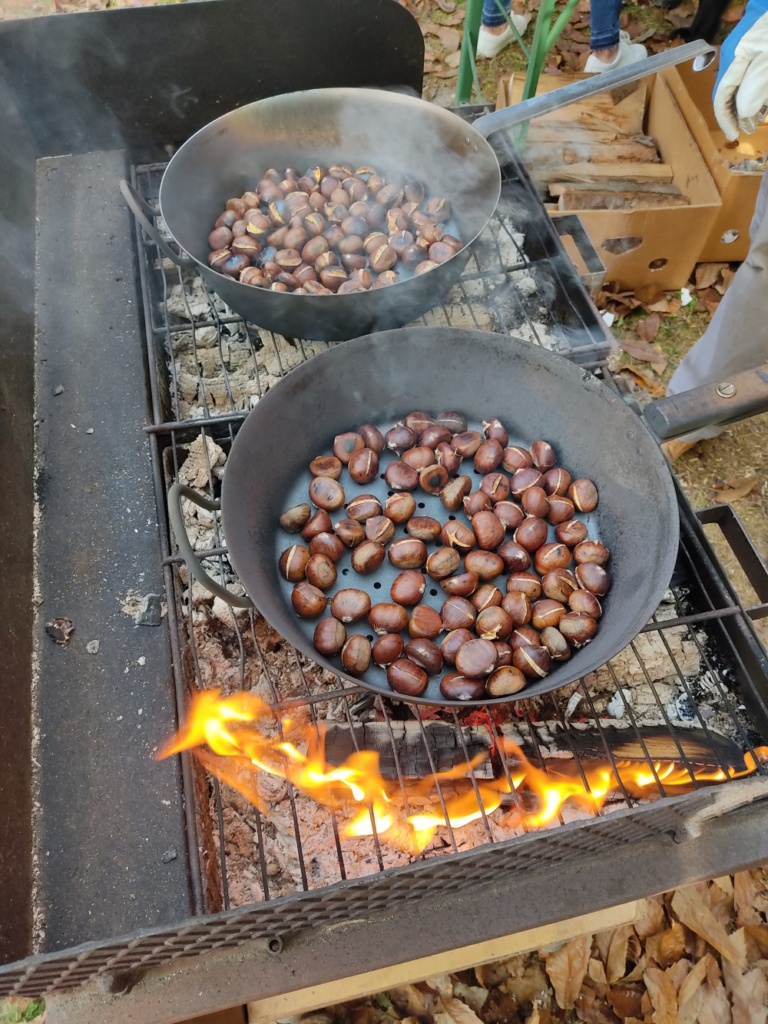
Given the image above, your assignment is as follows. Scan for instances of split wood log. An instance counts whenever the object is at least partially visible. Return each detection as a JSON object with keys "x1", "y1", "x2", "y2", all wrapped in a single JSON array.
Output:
[
  {"x1": 549, "y1": 181, "x2": 684, "y2": 196},
  {"x1": 323, "y1": 721, "x2": 494, "y2": 779},
  {"x1": 562, "y1": 141, "x2": 661, "y2": 164},
  {"x1": 556, "y1": 189, "x2": 689, "y2": 211},
  {"x1": 552, "y1": 162, "x2": 674, "y2": 184},
  {"x1": 498, "y1": 724, "x2": 748, "y2": 772}
]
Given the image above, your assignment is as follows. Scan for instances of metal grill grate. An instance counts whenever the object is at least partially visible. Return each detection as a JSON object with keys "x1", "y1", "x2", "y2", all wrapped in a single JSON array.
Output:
[
  {"x1": 3, "y1": 151, "x2": 768, "y2": 1001},
  {"x1": 131, "y1": 158, "x2": 768, "y2": 911}
]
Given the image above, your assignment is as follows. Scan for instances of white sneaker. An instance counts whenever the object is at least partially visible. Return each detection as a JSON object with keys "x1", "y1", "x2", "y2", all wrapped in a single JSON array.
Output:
[
  {"x1": 584, "y1": 33, "x2": 647, "y2": 73},
  {"x1": 476, "y1": 15, "x2": 531, "y2": 58}
]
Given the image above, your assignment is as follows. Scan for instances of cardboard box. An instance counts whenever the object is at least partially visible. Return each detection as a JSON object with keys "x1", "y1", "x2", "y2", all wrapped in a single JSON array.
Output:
[
  {"x1": 498, "y1": 69, "x2": 722, "y2": 290},
  {"x1": 674, "y1": 54, "x2": 768, "y2": 262}
]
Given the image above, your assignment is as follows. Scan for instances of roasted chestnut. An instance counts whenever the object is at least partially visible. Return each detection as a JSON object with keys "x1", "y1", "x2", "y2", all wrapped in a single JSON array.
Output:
[
  {"x1": 419, "y1": 464, "x2": 449, "y2": 494},
  {"x1": 301, "y1": 509, "x2": 333, "y2": 541},
  {"x1": 441, "y1": 628, "x2": 475, "y2": 665},
  {"x1": 479, "y1": 473, "x2": 510, "y2": 504},
  {"x1": 506, "y1": 572, "x2": 542, "y2": 600},
  {"x1": 474, "y1": 439, "x2": 504, "y2": 474},
  {"x1": 436, "y1": 410, "x2": 467, "y2": 433},
  {"x1": 556, "y1": 519, "x2": 589, "y2": 547},
  {"x1": 388, "y1": 537, "x2": 428, "y2": 569},
  {"x1": 574, "y1": 540, "x2": 610, "y2": 566},
  {"x1": 542, "y1": 467, "x2": 572, "y2": 496},
  {"x1": 471, "y1": 510, "x2": 505, "y2": 551},
  {"x1": 494, "y1": 501, "x2": 525, "y2": 531},
  {"x1": 547, "y1": 495, "x2": 575, "y2": 525},
  {"x1": 385, "y1": 426, "x2": 418, "y2": 452},
  {"x1": 280, "y1": 502, "x2": 312, "y2": 533},
  {"x1": 348, "y1": 448, "x2": 379, "y2": 485},
  {"x1": 403, "y1": 445, "x2": 438, "y2": 471},
  {"x1": 351, "y1": 541, "x2": 386, "y2": 574},
  {"x1": 439, "y1": 475, "x2": 472, "y2": 512},
  {"x1": 463, "y1": 549, "x2": 505, "y2": 581},
  {"x1": 541, "y1": 568, "x2": 579, "y2": 604},
  {"x1": 304, "y1": 553, "x2": 337, "y2": 590},
  {"x1": 440, "y1": 596, "x2": 477, "y2": 632},
  {"x1": 405, "y1": 638, "x2": 443, "y2": 675},
  {"x1": 330, "y1": 588, "x2": 372, "y2": 623},
  {"x1": 387, "y1": 659, "x2": 428, "y2": 697},
  {"x1": 569, "y1": 478, "x2": 599, "y2": 512},
  {"x1": 452, "y1": 431, "x2": 483, "y2": 457},
  {"x1": 512, "y1": 644, "x2": 551, "y2": 679},
  {"x1": 385, "y1": 492, "x2": 417, "y2": 523},
  {"x1": 502, "y1": 445, "x2": 533, "y2": 472},
  {"x1": 512, "y1": 520, "x2": 548, "y2": 557},
  {"x1": 559, "y1": 612, "x2": 598, "y2": 647},
  {"x1": 530, "y1": 440, "x2": 556, "y2": 471},
  {"x1": 533, "y1": 542, "x2": 572, "y2": 575},
  {"x1": 454, "y1": 638, "x2": 497, "y2": 677},
  {"x1": 407, "y1": 516, "x2": 443, "y2": 542},
  {"x1": 341, "y1": 634, "x2": 372, "y2": 675},
  {"x1": 425, "y1": 546, "x2": 461, "y2": 580},
  {"x1": 439, "y1": 674, "x2": 486, "y2": 701},
  {"x1": 372, "y1": 633, "x2": 405, "y2": 667},
  {"x1": 441, "y1": 521, "x2": 476, "y2": 554},
  {"x1": 308, "y1": 476, "x2": 345, "y2": 511},
  {"x1": 358, "y1": 423, "x2": 386, "y2": 452},
  {"x1": 364, "y1": 515, "x2": 395, "y2": 545},
  {"x1": 368, "y1": 602, "x2": 410, "y2": 635},
  {"x1": 496, "y1": 540, "x2": 532, "y2": 573},
  {"x1": 475, "y1": 606, "x2": 513, "y2": 641},
  {"x1": 291, "y1": 582, "x2": 327, "y2": 619},
  {"x1": 487, "y1": 665, "x2": 527, "y2": 696},
  {"x1": 384, "y1": 461, "x2": 419, "y2": 492},
  {"x1": 408, "y1": 605, "x2": 443, "y2": 639},
  {"x1": 309, "y1": 455, "x2": 343, "y2": 479},
  {"x1": 471, "y1": 584, "x2": 504, "y2": 611},
  {"x1": 531, "y1": 599, "x2": 567, "y2": 631},
  {"x1": 575, "y1": 562, "x2": 611, "y2": 596},
  {"x1": 346, "y1": 494, "x2": 382, "y2": 522},
  {"x1": 390, "y1": 569, "x2": 427, "y2": 606},
  {"x1": 569, "y1": 589, "x2": 602, "y2": 618},
  {"x1": 501, "y1": 590, "x2": 531, "y2": 627},
  {"x1": 279, "y1": 544, "x2": 310, "y2": 582},
  {"x1": 540, "y1": 626, "x2": 570, "y2": 661},
  {"x1": 309, "y1": 532, "x2": 346, "y2": 563},
  {"x1": 463, "y1": 491, "x2": 493, "y2": 518},
  {"x1": 334, "y1": 518, "x2": 365, "y2": 548},
  {"x1": 313, "y1": 617, "x2": 347, "y2": 656},
  {"x1": 440, "y1": 571, "x2": 479, "y2": 597}
]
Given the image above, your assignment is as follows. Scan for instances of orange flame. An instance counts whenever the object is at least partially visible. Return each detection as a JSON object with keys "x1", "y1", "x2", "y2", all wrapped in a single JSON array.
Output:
[{"x1": 158, "y1": 690, "x2": 767, "y2": 853}]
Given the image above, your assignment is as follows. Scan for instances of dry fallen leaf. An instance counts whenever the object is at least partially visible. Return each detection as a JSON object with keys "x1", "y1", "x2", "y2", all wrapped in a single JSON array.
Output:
[
  {"x1": 734, "y1": 872, "x2": 763, "y2": 927},
  {"x1": 423, "y1": 24, "x2": 462, "y2": 51},
  {"x1": 695, "y1": 262, "x2": 729, "y2": 291},
  {"x1": 439, "y1": 995, "x2": 485, "y2": 1024},
  {"x1": 444, "y1": 51, "x2": 461, "y2": 68},
  {"x1": 646, "y1": 921, "x2": 687, "y2": 969},
  {"x1": 643, "y1": 965, "x2": 678, "y2": 1024},
  {"x1": 744, "y1": 924, "x2": 768, "y2": 961},
  {"x1": 635, "y1": 312, "x2": 661, "y2": 344},
  {"x1": 716, "y1": 266, "x2": 736, "y2": 294},
  {"x1": 712, "y1": 476, "x2": 758, "y2": 502},
  {"x1": 573, "y1": 986, "x2": 616, "y2": 1024},
  {"x1": 634, "y1": 896, "x2": 667, "y2": 940},
  {"x1": 604, "y1": 925, "x2": 635, "y2": 984},
  {"x1": 634, "y1": 284, "x2": 666, "y2": 306},
  {"x1": 620, "y1": 336, "x2": 667, "y2": 371},
  {"x1": 645, "y1": 294, "x2": 682, "y2": 314},
  {"x1": 615, "y1": 364, "x2": 667, "y2": 396},
  {"x1": 606, "y1": 983, "x2": 644, "y2": 1019},
  {"x1": 705, "y1": 878, "x2": 735, "y2": 931},
  {"x1": 722, "y1": 959, "x2": 768, "y2": 1024},
  {"x1": 723, "y1": 3, "x2": 745, "y2": 20},
  {"x1": 544, "y1": 935, "x2": 591, "y2": 1009},
  {"x1": 698, "y1": 955, "x2": 732, "y2": 1024},
  {"x1": 672, "y1": 885, "x2": 747, "y2": 966}
]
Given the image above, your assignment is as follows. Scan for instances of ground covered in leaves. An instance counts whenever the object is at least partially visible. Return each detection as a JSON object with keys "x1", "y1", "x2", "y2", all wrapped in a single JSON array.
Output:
[{"x1": 284, "y1": 871, "x2": 768, "y2": 1024}]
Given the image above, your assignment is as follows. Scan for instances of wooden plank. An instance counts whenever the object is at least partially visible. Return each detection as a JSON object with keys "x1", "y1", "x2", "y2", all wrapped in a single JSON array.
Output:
[{"x1": 246, "y1": 902, "x2": 639, "y2": 1024}]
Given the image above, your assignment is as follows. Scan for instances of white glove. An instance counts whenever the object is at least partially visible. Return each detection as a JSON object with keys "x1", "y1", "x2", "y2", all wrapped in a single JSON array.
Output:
[{"x1": 714, "y1": 9, "x2": 768, "y2": 141}]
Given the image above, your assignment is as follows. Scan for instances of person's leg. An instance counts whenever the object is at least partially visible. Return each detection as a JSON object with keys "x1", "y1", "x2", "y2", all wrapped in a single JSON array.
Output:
[
  {"x1": 584, "y1": 0, "x2": 647, "y2": 71},
  {"x1": 589, "y1": 0, "x2": 621, "y2": 53},
  {"x1": 664, "y1": 168, "x2": 768, "y2": 444},
  {"x1": 482, "y1": 0, "x2": 509, "y2": 26},
  {"x1": 477, "y1": 0, "x2": 530, "y2": 56}
]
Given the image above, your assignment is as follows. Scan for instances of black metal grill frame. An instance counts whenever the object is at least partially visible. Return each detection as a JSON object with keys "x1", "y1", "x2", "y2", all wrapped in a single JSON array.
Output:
[{"x1": 4, "y1": 132, "x2": 768, "y2": 1004}]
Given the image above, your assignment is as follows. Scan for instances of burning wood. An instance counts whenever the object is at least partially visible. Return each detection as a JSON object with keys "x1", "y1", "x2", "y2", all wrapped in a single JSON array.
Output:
[{"x1": 159, "y1": 689, "x2": 767, "y2": 858}]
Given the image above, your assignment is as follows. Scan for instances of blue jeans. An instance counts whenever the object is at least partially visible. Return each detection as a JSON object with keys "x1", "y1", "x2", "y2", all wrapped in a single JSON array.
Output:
[{"x1": 482, "y1": 0, "x2": 621, "y2": 49}]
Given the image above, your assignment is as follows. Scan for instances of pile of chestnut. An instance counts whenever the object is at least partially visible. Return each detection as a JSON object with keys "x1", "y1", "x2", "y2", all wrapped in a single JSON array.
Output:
[
  {"x1": 278, "y1": 410, "x2": 611, "y2": 702},
  {"x1": 207, "y1": 163, "x2": 462, "y2": 294}
]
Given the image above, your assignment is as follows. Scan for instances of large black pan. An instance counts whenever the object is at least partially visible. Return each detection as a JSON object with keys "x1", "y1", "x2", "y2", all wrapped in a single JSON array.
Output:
[
  {"x1": 121, "y1": 43, "x2": 713, "y2": 342},
  {"x1": 170, "y1": 327, "x2": 680, "y2": 705}
]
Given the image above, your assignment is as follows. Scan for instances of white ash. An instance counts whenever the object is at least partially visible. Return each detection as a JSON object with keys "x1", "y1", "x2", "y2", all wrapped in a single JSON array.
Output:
[{"x1": 179, "y1": 434, "x2": 226, "y2": 489}]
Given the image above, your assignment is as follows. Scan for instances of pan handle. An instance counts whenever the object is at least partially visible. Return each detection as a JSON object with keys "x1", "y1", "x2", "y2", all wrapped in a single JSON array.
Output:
[
  {"x1": 120, "y1": 179, "x2": 196, "y2": 270},
  {"x1": 472, "y1": 40, "x2": 716, "y2": 138},
  {"x1": 644, "y1": 363, "x2": 768, "y2": 440},
  {"x1": 168, "y1": 482, "x2": 254, "y2": 609}
]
